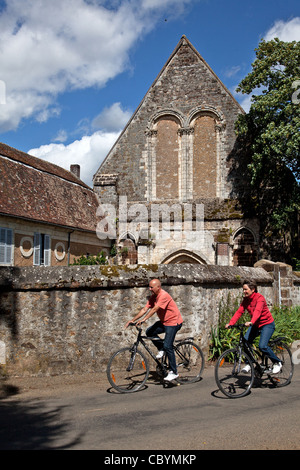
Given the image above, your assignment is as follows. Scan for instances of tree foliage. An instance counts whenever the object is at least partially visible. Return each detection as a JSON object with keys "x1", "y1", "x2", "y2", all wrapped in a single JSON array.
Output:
[{"x1": 235, "y1": 38, "x2": 300, "y2": 262}]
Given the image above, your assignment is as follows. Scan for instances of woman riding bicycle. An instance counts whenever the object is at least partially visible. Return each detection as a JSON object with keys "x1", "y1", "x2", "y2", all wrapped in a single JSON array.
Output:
[{"x1": 225, "y1": 280, "x2": 282, "y2": 374}]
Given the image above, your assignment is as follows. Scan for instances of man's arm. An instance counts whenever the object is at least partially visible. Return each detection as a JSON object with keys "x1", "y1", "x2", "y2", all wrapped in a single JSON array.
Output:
[
  {"x1": 137, "y1": 304, "x2": 160, "y2": 325},
  {"x1": 124, "y1": 306, "x2": 148, "y2": 329}
]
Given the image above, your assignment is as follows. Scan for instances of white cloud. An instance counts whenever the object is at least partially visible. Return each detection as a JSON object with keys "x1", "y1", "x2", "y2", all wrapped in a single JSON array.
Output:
[
  {"x1": 223, "y1": 65, "x2": 241, "y2": 78},
  {"x1": 0, "y1": 0, "x2": 193, "y2": 132},
  {"x1": 28, "y1": 101, "x2": 132, "y2": 185},
  {"x1": 29, "y1": 130, "x2": 120, "y2": 187},
  {"x1": 237, "y1": 94, "x2": 253, "y2": 113},
  {"x1": 92, "y1": 102, "x2": 132, "y2": 132},
  {"x1": 264, "y1": 17, "x2": 300, "y2": 41},
  {"x1": 53, "y1": 130, "x2": 68, "y2": 143}
]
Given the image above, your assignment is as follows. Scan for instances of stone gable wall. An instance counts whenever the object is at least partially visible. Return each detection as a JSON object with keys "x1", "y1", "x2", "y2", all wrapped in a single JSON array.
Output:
[{"x1": 95, "y1": 38, "x2": 243, "y2": 202}]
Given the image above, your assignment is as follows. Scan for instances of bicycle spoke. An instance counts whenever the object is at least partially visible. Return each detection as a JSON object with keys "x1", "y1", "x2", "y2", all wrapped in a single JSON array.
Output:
[
  {"x1": 215, "y1": 348, "x2": 254, "y2": 398},
  {"x1": 175, "y1": 341, "x2": 204, "y2": 383},
  {"x1": 107, "y1": 347, "x2": 149, "y2": 393},
  {"x1": 268, "y1": 342, "x2": 294, "y2": 387}
]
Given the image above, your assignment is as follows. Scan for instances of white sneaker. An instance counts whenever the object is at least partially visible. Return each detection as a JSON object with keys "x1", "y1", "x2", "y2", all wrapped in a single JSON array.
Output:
[
  {"x1": 272, "y1": 362, "x2": 282, "y2": 374},
  {"x1": 241, "y1": 365, "x2": 251, "y2": 373},
  {"x1": 164, "y1": 371, "x2": 179, "y2": 381},
  {"x1": 156, "y1": 350, "x2": 164, "y2": 359}
]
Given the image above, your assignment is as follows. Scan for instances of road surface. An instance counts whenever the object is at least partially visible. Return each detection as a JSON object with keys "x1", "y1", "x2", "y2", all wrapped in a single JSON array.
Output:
[{"x1": 0, "y1": 364, "x2": 299, "y2": 451}]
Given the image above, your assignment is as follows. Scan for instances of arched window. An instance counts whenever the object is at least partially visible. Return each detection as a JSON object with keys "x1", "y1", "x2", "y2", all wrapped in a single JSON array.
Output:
[
  {"x1": 145, "y1": 107, "x2": 224, "y2": 202},
  {"x1": 192, "y1": 114, "x2": 217, "y2": 198},
  {"x1": 155, "y1": 116, "x2": 180, "y2": 200},
  {"x1": 161, "y1": 249, "x2": 208, "y2": 265},
  {"x1": 233, "y1": 228, "x2": 257, "y2": 267},
  {"x1": 119, "y1": 234, "x2": 138, "y2": 264}
]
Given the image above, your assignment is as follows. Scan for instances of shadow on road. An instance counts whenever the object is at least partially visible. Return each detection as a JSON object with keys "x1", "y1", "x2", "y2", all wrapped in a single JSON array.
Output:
[{"x1": 0, "y1": 380, "x2": 82, "y2": 450}]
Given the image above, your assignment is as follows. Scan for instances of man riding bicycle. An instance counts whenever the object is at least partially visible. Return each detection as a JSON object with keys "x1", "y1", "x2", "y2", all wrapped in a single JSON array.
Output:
[{"x1": 125, "y1": 279, "x2": 183, "y2": 381}]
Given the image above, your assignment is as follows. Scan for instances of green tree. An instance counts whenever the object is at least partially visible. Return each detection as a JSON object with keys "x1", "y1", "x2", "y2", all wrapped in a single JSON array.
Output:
[{"x1": 235, "y1": 38, "x2": 300, "y2": 263}]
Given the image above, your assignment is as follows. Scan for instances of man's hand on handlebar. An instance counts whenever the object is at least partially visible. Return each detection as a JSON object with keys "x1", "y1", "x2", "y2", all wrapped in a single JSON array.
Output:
[{"x1": 124, "y1": 320, "x2": 144, "y2": 329}]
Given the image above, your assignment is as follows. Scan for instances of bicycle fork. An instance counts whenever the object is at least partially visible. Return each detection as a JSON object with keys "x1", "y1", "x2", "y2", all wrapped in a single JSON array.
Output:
[
  {"x1": 126, "y1": 345, "x2": 138, "y2": 372},
  {"x1": 231, "y1": 347, "x2": 243, "y2": 375}
]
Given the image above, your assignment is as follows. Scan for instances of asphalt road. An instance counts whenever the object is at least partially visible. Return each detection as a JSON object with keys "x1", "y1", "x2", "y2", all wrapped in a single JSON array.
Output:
[{"x1": 0, "y1": 364, "x2": 299, "y2": 451}]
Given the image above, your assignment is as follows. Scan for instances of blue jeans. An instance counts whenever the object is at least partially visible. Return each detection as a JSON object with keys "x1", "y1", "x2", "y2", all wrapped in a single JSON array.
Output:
[
  {"x1": 146, "y1": 321, "x2": 182, "y2": 374},
  {"x1": 244, "y1": 321, "x2": 280, "y2": 363}
]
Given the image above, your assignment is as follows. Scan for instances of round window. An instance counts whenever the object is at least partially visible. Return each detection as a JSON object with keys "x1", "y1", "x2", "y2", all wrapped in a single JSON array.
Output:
[{"x1": 54, "y1": 242, "x2": 66, "y2": 261}]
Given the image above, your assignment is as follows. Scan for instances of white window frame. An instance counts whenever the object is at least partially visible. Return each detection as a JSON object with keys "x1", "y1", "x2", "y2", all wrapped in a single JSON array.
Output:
[
  {"x1": 33, "y1": 233, "x2": 51, "y2": 266},
  {"x1": 0, "y1": 227, "x2": 13, "y2": 266}
]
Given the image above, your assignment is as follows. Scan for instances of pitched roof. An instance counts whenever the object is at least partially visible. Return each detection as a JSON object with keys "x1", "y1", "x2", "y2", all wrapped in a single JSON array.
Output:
[{"x1": 0, "y1": 142, "x2": 99, "y2": 232}]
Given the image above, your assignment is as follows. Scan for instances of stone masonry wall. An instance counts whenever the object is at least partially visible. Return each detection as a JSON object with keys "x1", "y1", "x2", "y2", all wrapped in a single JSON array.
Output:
[
  {"x1": 0, "y1": 265, "x2": 273, "y2": 377},
  {"x1": 254, "y1": 260, "x2": 300, "y2": 306}
]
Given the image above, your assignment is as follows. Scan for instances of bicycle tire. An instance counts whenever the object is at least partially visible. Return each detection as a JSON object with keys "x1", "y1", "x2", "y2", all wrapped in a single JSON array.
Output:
[
  {"x1": 266, "y1": 340, "x2": 294, "y2": 387},
  {"x1": 175, "y1": 340, "x2": 204, "y2": 384},
  {"x1": 215, "y1": 348, "x2": 255, "y2": 398},
  {"x1": 106, "y1": 347, "x2": 149, "y2": 393}
]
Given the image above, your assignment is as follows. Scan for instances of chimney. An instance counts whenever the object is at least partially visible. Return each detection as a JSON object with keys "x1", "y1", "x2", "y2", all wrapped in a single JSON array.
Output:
[{"x1": 70, "y1": 164, "x2": 80, "y2": 179}]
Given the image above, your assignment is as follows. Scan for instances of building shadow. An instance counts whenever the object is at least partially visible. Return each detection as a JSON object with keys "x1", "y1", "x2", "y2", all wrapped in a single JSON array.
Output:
[{"x1": 0, "y1": 396, "x2": 82, "y2": 450}]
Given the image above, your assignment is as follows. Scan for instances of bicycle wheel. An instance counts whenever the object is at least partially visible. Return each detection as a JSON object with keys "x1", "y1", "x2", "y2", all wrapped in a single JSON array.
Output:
[
  {"x1": 215, "y1": 348, "x2": 255, "y2": 398},
  {"x1": 266, "y1": 340, "x2": 294, "y2": 387},
  {"x1": 106, "y1": 347, "x2": 149, "y2": 393},
  {"x1": 175, "y1": 340, "x2": 204, "y2": 383}
]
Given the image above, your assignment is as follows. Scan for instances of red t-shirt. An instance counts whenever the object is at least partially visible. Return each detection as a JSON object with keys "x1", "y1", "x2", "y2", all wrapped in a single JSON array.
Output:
[
  {"x1": 145, "y1": 289, "x2": 183, "y2": 326},
  {"x1": 229, "y1": 292, "x2": 274, "y2": 328}
]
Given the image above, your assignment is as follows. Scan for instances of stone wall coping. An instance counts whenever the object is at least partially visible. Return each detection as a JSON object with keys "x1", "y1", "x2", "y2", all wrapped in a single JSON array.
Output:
[{"x1": 0, "y1": 265, "x2": 273, "y2": 291}]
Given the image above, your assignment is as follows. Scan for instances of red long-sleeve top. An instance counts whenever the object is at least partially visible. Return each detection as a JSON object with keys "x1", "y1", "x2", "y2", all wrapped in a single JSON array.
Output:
[{"x1": 229, "y1": 292, "x2": 274, "y2": 328}]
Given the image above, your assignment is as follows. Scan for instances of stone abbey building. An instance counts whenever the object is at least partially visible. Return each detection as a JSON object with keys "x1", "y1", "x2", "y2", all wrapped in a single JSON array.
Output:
[{"x1": 93, "y1": 36, "x2": 259, "y2": 266}]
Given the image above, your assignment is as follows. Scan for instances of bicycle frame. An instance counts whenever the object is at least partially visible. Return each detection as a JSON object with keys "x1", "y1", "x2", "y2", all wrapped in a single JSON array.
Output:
[
  {"x1": 233, "y1": 325, "x2": 279, "y2": 377},
  {"x1": 129, "y1": 326, "x2": 168, "y2": 375},
  {"x1": 128, "y1": 325, "x2": 195, "y2": 376}
]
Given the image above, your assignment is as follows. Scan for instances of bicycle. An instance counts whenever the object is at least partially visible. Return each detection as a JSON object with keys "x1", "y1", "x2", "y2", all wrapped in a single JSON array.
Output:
[
  {"x1": 107, "y1": 322, "x2": 205, "y2": 393},
  {"x1": 215, "y1": 324, "x2": 294, "y2": 398}
]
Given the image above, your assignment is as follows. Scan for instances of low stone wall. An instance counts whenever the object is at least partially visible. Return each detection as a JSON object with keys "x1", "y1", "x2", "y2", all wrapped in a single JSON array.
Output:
[{"x1": 0, "y1": 265, "x2": 273, "y2": 377}]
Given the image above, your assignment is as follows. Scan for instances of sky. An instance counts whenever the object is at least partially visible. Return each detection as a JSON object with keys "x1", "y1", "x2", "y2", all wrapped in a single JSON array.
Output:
[{"x1": 0, "y1": 0, "x2": 299, "y2": 187}]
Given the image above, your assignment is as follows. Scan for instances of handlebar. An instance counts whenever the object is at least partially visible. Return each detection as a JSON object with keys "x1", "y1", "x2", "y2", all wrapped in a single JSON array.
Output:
[
  {"x1": 227, "y1": 324, "x2": 248, "y2": 330},
  {"x1": 128, "y1": 321, "x2": 143, "y2": 330}
]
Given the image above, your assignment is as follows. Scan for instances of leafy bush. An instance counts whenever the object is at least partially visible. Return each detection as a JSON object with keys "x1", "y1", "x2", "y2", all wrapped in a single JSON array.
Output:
[
  {"x1": 71, "y1": 251, "x2": 108, "y2": 265},
  {"x1": 292, "y1": 258, "x2": 300, "y2": 271},
  {"x1": 209, "y1": 293, "x2": 244, "y2": 360},
  {"x1": 272, "y1": 305, "x2": 300, "y2": 344}
]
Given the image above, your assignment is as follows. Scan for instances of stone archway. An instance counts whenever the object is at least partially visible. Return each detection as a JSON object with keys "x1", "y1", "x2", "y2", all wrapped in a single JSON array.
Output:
[
  {"x1": 118, "y1": 234, "x2": 138, "y2": 264},
  {"x1": 161, "y1": 249, "x2": 208, "y2": 265},
  {"x1": 233, "y1": 228, "x2": 258, "y2": 267}
]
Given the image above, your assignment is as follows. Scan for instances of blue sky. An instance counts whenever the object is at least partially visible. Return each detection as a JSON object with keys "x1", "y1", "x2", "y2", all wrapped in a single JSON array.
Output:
[{"x1": 0, "y1": 0, "x2": 299, "y2": 186}]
